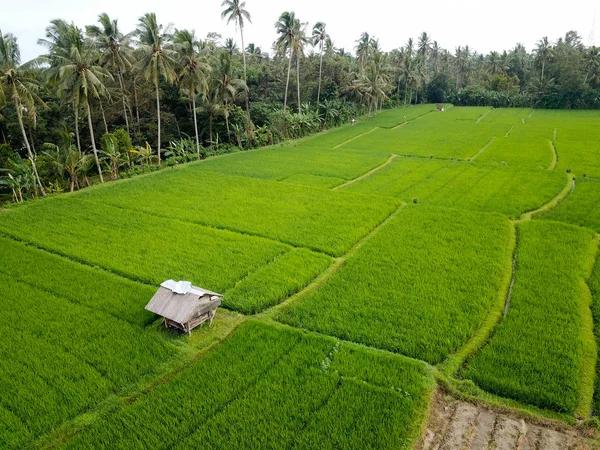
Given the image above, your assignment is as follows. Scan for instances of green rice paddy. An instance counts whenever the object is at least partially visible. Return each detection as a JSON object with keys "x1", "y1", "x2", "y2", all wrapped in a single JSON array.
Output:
[{"x1": 2, "y1": 105, "x2": 600, "y2": 448}]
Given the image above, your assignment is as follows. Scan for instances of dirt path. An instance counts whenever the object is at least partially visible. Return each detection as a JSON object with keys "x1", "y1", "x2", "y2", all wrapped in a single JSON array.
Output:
[{"x1": 415, "y1": 393, "x2": 598, "y2": 450}]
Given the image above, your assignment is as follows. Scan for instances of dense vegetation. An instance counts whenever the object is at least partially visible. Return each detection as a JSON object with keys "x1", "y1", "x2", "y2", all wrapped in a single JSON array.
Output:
[
  {"x1": 2, "y1": 103, "x2": 600, "y2": 447},
  {"x1": 2, "y1": 5, "x2": 600, "y2": 202}
]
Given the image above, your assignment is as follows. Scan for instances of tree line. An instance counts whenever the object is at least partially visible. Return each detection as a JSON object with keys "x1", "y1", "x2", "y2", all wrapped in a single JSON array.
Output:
[{"x1": 1, "y1": 0, "x2": 599, "y2": 202}]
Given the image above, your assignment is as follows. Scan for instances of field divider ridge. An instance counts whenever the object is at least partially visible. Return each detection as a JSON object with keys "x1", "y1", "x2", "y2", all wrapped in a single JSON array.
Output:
[
  {"x1": 392, "y1": 109, "x2": 434, "y2": 129},
  {"x1": 548, "y1": 140, "x2": 558, "y2": 170},
  {"x1": 575, "y1": 236, "x2": 600, "y2": 418},
  {"x1": 437, "y1": 221, "x2": 517, "y2": 377},
  {"x1": 333, "y1": 126, "x2": 380, "y2": 149},
  {"x1": 468, "y1": 137, "x2": 496, "y2": 161},
  {"x1": 475, "y1": 108, "x2": 493, "y2": 123},
  {"x1": 332, "y1": 154, "x2": 399, "y2": 190},
  {"x1": 259, "y1": 203, "x2": 406, "y2": 320},
  {"x1": 505, "y1": 126, "x2": 514, "y2": 137},
  {"x1": 517, "y1": 173, "x2": 575, "y2": 221}
]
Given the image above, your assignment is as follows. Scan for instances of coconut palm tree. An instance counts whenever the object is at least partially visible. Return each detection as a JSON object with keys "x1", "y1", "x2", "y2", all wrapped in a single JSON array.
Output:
[
  {"x1": 224, "y1": 38, "x2": 238, "y2": 56},
  {"x1": 275, "y1": 11, "x2": 297, "y2": 113},
  {"x1": 312, "y1": 22, "x2": 329, "y2": 105},
  {"x1": 173, "y1": 29, "x2": 211, "y2": 159},
  {"x1": 38, "y1": 19, "x2": 86, "y2": 154},
  {"x1": 290, "y1": 20, "x2": 308, "y2": 114},
  {"x1": 213, "y1": 50, "x2": 246, "y2": 136},
  {"x1": 534, "y1": 37, "x2": 552, "y2": 81},
  {"x1": 221, "y1": 0, "x2": 252, "y2": 126},
  {"x1": 0, "y1": 30, "x2": 46, "y2": 195},
  {"x1": 86, "y1": 13, "x2": 134, "y2": 133},
  {"x1": 135, "y1": 12, "x2": 177, "y2": 165},
  {"x1": 54, "y1": 41, "x2": 113, "y2": 183}
]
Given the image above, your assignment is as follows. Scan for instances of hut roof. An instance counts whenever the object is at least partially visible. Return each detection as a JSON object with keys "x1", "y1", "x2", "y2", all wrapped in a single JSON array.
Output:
[{"x1": 145, "y1": 280, "x2": 222, "y2": 324}]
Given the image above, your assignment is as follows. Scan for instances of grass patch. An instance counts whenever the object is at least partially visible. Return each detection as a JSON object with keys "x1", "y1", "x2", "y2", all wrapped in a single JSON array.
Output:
[
  {"x1": 73, "y1": 169, "x2": 400, "y2": 256},
  {"x1": 464, "y1": 220, "x2": 597, "y2": 414},
  {"x1": 0, "y1": 196, "x2": 289, "y2": 293},
  {"x1": 538, "y1": 177, "x2": 600, "y2": 232},
  {"x1": 62, "y1": 321, "x2": 434, "y2": 449},
  {"x1": 223, "y1": 248, "x2": 333, "y2": 314},
  {"x1": 277, "y1": 205, "x2": 512, "y2": 364},
  {"x1": 343, "y1": 157, "x2": 567, "y2": 218}
]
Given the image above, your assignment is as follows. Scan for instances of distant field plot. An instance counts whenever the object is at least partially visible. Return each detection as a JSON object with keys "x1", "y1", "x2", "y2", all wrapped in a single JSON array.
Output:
[
  {"x1": 277, "y1": 206, "x2": 512, "y2": 364},
  {"x1": 223, "y1": 248, "x2": 333, "y2": 314},
  {"x1": 477, "y1": 122, "x2": 554, "y2": 169},
  {"x1": 464, "y1": 221, "x2": 597, "y2": 414},
  {"x1": 64, "y1": 321, "x2": 434, "y2": 450},
  {"x1": 343, "y1": 157, "x2": 567, "y2": 218},
  {"x1": 194, "y1": 144, "x2": 390, "y2": 182},
  {"x1": 344, "y1": 107, "x2": 502, "y2": 159},
  {"x1": 538, "y1": 178, "x2": 600, "y2": 232},
  {"x1": 76, "y1": 169, "x2": 399, "y2": 255},
  {"x1": 0, "y1": 274, "x2": 176, "y2": 447},
  {"x1": 306, "y1": 104, "x2": 435, "y2": 149},
  {"x1": 0, "y1": 197, "x2": 289, "y2": 293},
  {"x1": 536, "y1": 110, "x2": 600, "y2": 178},
  {"x1": 280, "y1": 173, "x2": 345, "y2": 188},
  {"x1": 0, "y1": 236, "x2": 156, "y2": 327}
]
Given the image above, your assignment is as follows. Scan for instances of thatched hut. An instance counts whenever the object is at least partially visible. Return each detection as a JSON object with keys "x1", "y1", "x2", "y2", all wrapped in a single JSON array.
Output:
[
  {"x1": 436, "y1": 103, "x2": 445, "y2": 112},
  {"x1": 145, "y1": 280, "x2": 222, "y2": 334}
]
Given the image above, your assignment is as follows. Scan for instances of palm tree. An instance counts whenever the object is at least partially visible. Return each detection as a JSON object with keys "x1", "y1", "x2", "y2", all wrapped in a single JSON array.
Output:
[
  {"x1": 417, "y1": 32, "x2": 431, "y2": 59},
  {"x1": 38, "y1": 19, "x2": 85, "y2": 154},
  {"x1": 355, "y1": 32, "x2": 373, "y2": 73},
  {"x1": 224, "y1": 38, "x2": 238, "y2": 56},
  {"x1": 583, "y1": 46, "x2": 600, "y2": 85},
  {"x1": 173, "y1": 29, "x2": 211, "y2": 159},
  {"x1": 534, "y1": 37, "x2": 551, "y2": 81},
  {"x1": 213, "y1": 51, "x2": 246, "y2": 137},
  {"x1": 0, "y1": 30, "x2": 45, "y2": 195},
  {"x1": 86, "y1": 13, "x2": 134, "y2": 133},
  {"x1": 54, "y1": 41, "x2": 113, "y2": 183},
  {"x1": 290, "y1": 20, "x2": 308, "y2": 114},
  {"x1": 274, "y1": 11, "x2": 299, "y2": 113},
  {"x1": 221, "y1": 0, "x2": 252, "y2": 126},
  {"x1": 312, "y1": 22, "x2": 329, "y2": 105},
  {"x1": 135, "y1": 12, "x2": 177, "y2": 165}
]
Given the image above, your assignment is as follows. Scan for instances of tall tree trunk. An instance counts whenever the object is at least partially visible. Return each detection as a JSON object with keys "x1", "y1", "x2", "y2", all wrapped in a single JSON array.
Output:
[
  {"x1": 541, "y1": 61, "x2": 545, "y2": 81},
  {"x1": 240, "y1": 27, "x2": 251, "y2": 127},
  {"x1": 317, "y1": 43, "x2": 324, "y2": 105},
  {"x1": 133, "y1": 79, "x2": 140, "y2": 127},
  {"x1": 118, "y1": 72, "x2": 130, "y2": 133},
  {"x1": 209, "y1": 112, "x2": 213, "y2": 144},
  {"x1": 15, "y1": 98, "x2": 45, "y2": 196},
  {"x1": 284, "y1": 52, "x2": 292, "y2": 112},
  {"x1": 404, "y1": 78, "x2": 409, "y2": 106},
  {"x1": 86, "y1": 102, "x2": 104, "y2": 183},
  {"x1": 28, "y1": 128, "x2": 37, "y2": 155},
  {"x1": 99, "y1": 98, "x2": 109, "y2": 135},
  {"x1": 155, "y1": 78, "x2": 161, "y2": 166},
  {"x1": 74, "y1": 104, "x2": 82, "y2": 154},
  {"x1": 192, "y1": 96, "x2": 200, "y2": 159},
  {"x1": 297, "y1": 54, "x2": 301, "y2": 114}
]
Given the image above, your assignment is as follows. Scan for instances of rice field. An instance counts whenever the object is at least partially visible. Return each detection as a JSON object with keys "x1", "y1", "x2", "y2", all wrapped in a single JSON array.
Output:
[
  {"x1": 277, "y1": 205, "x2": 513, "y2": 363},
  {"x1": 62, "y1": 321, "x2": 434, "y2": 450},
  {"x1": 464, "y1": 220, "x2": 598, "y2": 414},
  {"x1": 538, "y1": 177, "x2": 600, "y2": 232},
  {"x1": 342, "y1": 157, "x2": 566, "y2": 218},
  {"x1": 2, "y1": 105, "x2": 600, "y2": 447}
]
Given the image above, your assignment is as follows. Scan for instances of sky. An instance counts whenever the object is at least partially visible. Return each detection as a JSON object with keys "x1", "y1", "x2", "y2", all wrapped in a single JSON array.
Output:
[{"x1": 1, "y1": 0, "x2": 598, "y2": 62}]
